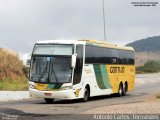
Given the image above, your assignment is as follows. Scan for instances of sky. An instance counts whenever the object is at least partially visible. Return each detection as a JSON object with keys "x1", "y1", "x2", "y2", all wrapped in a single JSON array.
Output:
[{"x1": 0, "y1": 0, "x2": 160, "y2": 55}]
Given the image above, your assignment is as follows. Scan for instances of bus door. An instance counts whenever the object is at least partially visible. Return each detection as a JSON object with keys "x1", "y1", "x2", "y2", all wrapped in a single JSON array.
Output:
[{"x1": 73, "y1": 44, "x2": 84, "y2": 87}]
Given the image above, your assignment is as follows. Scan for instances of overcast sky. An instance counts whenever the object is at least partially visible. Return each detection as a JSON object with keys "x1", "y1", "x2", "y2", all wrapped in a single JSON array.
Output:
[{"x1": 0, "y1": 0, "x2": 160, "y2": 54}]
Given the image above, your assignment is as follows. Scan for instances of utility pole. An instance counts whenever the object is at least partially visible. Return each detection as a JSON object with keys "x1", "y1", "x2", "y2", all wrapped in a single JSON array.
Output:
[{"x1": 102, "y1": 0, "x2": 106, "y2": 41}]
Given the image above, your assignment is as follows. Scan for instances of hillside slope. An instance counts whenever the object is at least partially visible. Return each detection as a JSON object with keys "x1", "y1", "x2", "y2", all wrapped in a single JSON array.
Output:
[
  {"x1": 0, "y1": 48, "x2": 24, "y2": 80},
  {"x1": 0, "y1": 48, "x2": 28, "y2": 90},
  {"x1": 126, "y1": 36, "x2": 160, "y2": 52},
  {"x1": 126, "y1": 36, "x2": 160, "y2": 66},
  {"x1": 135, "y1": 51, "x2": 160, "y2": 66}
]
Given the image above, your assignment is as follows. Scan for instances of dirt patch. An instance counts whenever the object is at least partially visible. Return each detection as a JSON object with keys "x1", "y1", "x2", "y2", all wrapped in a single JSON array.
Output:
[
  {"x1": 135, "y1": 51, "x2": 160, "y2": 66},
  {"x1": 83, "y1": 98, "x2": 160, "y2": 114}
]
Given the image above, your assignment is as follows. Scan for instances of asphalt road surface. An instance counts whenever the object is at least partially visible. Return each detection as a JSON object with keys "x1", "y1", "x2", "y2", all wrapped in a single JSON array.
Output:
[{"x1": 0, "y1": 73, "x2": 160, "y2": 120}]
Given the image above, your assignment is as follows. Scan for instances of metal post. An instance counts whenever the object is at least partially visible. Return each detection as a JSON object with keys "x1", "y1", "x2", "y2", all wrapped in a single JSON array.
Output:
[{"x1": 102, "y1": 0, "x2": 106, "y2": 41}]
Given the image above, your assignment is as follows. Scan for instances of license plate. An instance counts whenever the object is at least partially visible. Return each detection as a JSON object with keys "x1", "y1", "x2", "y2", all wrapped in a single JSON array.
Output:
[{"x1": 44, "y1": 93, "x2": 52, "y2": 96}]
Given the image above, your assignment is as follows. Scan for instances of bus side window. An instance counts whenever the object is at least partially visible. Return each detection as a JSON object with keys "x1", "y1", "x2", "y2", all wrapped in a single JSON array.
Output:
[
  {"x1": 111, "y1": 49, "x2": 118, "y2": 64},
  {"x1": 112, "y1": 58, "x2": 117, "y2": 64}
]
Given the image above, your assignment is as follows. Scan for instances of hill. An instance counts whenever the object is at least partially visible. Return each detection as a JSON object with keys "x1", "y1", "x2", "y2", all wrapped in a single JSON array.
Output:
[
  {"x1": 126, "y1": 36, "x2": 160, "y2": 52},
  {"x1": 126, "y1": 36, "x2": 160, "y2": 66},
  {"x1": 0, "y1": 48, "x2": 28, "y2": 90}
]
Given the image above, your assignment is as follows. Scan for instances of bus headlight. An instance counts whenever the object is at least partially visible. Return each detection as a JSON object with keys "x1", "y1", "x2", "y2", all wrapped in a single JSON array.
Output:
[
  {"x1": 29, "y1": 84, "x2": 35, "y2": 89},
  {"x1": 61, "y1": 86, "x2": 72, "y2": 90}
]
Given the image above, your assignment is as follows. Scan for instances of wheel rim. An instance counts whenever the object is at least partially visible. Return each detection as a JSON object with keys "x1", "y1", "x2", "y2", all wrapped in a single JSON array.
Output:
[
  {"x1": 118, "y1": 85, "x2": 123, "y2": 96},
  {"x1": 119, "y1": 87, "x2": 122, "y2": 95}
]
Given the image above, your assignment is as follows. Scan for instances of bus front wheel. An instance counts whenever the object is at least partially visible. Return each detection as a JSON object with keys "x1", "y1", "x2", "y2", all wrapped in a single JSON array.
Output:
[
  {"x1": 44, "y1": 98, "x2": 54, "y2": 103},
  {"x1": 82, "y1": 86, "x2": 90, "y2": 102}
]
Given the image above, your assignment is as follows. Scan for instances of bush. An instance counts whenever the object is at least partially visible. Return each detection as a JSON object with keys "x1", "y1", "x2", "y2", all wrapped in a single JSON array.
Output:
[
  {"x1": 136, "y1": 60, "x2": 160, "y2": 73},
  {"x1": 157, "y1": 95, "x2": 160, "y2": 99},
  {"x1": 0, "y1": 48, "x2": 28, "y2": 90},
  {"x1": 22, "y1": 65, "x2": 29, "y2": 78},
  {"x1": 0, "y1": 48, "x2": 24, "y2": 80}
]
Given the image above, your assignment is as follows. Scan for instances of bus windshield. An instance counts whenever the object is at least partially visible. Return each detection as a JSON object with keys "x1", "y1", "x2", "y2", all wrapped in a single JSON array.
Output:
[
  {"x1": 30, "y1": 44, "x2": 73, "y2": 83},
  {"x1": 33, "y1": 44, "x2": 72, "y2": 56}
]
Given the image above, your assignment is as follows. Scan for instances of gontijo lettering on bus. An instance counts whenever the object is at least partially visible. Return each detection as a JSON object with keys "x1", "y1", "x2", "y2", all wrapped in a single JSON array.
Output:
[{"x1": 110, "y1": 67, "x2": 125, "y2": 73}]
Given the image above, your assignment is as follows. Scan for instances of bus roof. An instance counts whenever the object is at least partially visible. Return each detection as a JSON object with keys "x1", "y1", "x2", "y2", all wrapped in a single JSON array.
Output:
[
  {"x1": 36, "y1": 40, "x2": 85, "y2": 45},
  {"x1": 36, "y1": 39, "x2": 134, "y2": 51},
  {"x1": 80, "y1": 40, "x2": 134, "y2": 51}
]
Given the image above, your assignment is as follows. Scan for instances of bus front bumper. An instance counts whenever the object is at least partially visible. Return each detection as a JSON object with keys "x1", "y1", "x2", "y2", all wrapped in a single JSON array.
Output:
[{"x1": 29, "y1": 88, "x2": 77, "y2": 100}]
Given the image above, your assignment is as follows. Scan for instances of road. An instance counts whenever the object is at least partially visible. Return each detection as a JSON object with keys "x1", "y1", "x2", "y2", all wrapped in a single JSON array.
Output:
[{"x1": 0, "y1": 73, "x2": 160, "y2": 120}]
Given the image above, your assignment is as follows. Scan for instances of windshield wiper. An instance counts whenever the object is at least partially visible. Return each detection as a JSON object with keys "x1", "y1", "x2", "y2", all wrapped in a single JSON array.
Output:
[
  {"x1": 38, "y1": 62, "x2": 49, "y2": 82},
  {"x1": 50, "y1": 62, "x2": 59, "y2": 83}
]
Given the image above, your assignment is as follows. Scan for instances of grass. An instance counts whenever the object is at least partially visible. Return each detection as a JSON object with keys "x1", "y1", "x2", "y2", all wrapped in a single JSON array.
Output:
[{"x1": 0, "y1": 77, "x2": 28, "y2": 91}]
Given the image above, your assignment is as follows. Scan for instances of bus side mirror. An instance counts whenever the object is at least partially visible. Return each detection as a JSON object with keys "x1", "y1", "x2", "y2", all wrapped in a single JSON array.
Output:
[{"x1": 71, "y1": 54, "x2": 77, "y2": 68}]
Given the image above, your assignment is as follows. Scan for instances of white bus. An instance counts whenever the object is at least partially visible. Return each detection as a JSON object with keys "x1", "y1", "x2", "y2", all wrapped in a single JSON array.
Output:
[{"x1": 29, "y1": 40, "x2": 135, "y2": 103}]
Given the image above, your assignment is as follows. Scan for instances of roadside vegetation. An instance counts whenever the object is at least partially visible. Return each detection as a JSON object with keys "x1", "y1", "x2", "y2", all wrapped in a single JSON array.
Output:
[
  {"x1": 155, "y1": 92, "x2": 160, "y2": 99},
  {"x1": 0, "y1": 48, "x2": 28, "y2": 90},
  {"x1": 156, "y1": 95, "x2": 160, "y2": 99},
  {"x1": 0, "y1": 77, "x2": 28, "y2": 90},
  {"x1": 136, "y1": 60, "x2": 160, "y2": 74}
]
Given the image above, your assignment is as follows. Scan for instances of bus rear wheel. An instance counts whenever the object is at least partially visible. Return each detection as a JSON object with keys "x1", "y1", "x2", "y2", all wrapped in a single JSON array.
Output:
[
  {"x1": 122, "y1": 83, "x2": 127, "y2": 96},
  {"x1": 44, "y1": 98, "x2": 54, "y2": 103},
  {"x1": 82, "y1": 87, "x2": 90, "y2": 102}
]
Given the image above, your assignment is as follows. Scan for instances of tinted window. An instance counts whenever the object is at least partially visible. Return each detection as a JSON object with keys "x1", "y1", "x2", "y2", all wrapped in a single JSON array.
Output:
[
  {"x1": 85, "y1": 46, "x2": 134, "y2": 65},
  {"x1": 118, "y1": 50, "x2": 134, "y2": 64}
]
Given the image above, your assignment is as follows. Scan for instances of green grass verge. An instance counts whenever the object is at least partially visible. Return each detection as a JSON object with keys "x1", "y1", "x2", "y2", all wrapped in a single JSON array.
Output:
[{"x1": 0, "y1": 77, "x2": 28, "y2": 91}]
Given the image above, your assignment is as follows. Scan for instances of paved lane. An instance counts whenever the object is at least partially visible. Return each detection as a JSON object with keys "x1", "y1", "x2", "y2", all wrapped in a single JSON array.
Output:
[{"x1": 0, "y1": 73, "x2": 160, "y2": 120}]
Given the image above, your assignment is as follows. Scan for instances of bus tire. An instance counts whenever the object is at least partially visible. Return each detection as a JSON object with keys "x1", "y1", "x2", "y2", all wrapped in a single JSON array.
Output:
[
  {"x1": 44, "y1": 98, "x2": 54, "y2": 103},
  {"x1": 82, "y1": 86, "x2": 90, "y2": 102},
  {"x1": 117, "y1": 83, "x2": 123, "y2": 97},
  {"x1": 122, "y1": 82, "x2": 127, "y2": 96}
]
